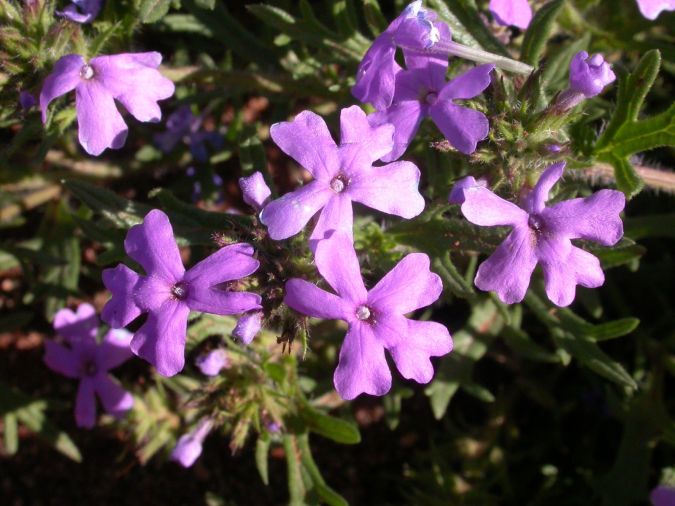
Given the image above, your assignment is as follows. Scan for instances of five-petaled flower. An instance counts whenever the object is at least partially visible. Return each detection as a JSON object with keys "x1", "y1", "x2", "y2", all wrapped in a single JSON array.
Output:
[
  {"x1": 284, "y1": 233, "x2": 453, "y2": 400},
  {"x1": 40, "y1": 52, "x2": 175, "y2": 156},
  {"x1": 154, "y1": 106, "x2": 223, "y2": 163},
  {"x1": 261, "y1": 106, "x2": 425, "y2": 246},
  {"x1": 101, "y1": 209, "x2": 261, "y2": 376},
  {"x1": 456, "y1": 162, "x2": 625, "y2": 306},
  {"x1": 43, "y1": 303, "x2": 134, "y2": 428}
]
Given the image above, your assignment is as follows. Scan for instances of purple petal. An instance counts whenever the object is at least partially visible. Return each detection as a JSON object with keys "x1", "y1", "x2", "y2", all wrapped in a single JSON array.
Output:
[
  {"x1": 460, "y1": 187, "x2": 528, "y2": 227},
  {"x1": 284, "y1": 279, "x2": 353, "y2": 320},
  {"x1": 56, "y1": 0, "x2": 102, "y2": 23},
  {"x1": 352, "y1": 37, "x2": 400, "y2": 111},
  {"x1": 19, "y1": 91, "x2": 36, "y2": 110},
  {"x1": 259, "y1": 181, "x2": 333, "y2": 240},
  {"x1": 367, "y1": 253, "x2": 442, "y2": 315},
  {"x1": 334, "y1": 323, "x2": 392, "y2": 400},
  {"x1": 133, "y1": 274, "x2": 172, "y2": 313},
  {"x1": 43, "y1": 341, "x2": 80, "y2": 378},
  {"x1": 542, "y1": 189, "x2": 625, "y2": 246},
  {"x1": 101, "y1": 264, "x2": 142, "y2": 328},
  {"x1": 489, "y1": 0, "x2": 533, "y2": 29},
  {"x1": 239, "y1": 172, "x2": 272, "y2": 211},
  {"x1": 196, "y1": 349, "x2": 229, "y2": 376},
  {"x1": 75, "y1": 80, "x2": 128, "y2": 155},
  {"x1": 75, "y1": 378, "x2": 97, "y2": 428},
  {"x1": 232, "y1": 312, "x2": 263, "y2": 345},
  {"x1": 393, "y1": 64, "x2": 446, "y2": 102},
  {"x1": 130, "y1": 301, "x2": 190, "y2": 376},
  {"x1": 569, "y1": 51, "x2": 616, "y2": 98},
  {"x1": 171, "y1": 419, "x2": 213, "y2": 468},
  {"x1": 315, "y1": 232, "x2": 367, "y2": 304},
  {"x1": 338, "y1": 105, "x2": 395, "y2": 163},
  {"x1": 474, "y1": 225, "x2": 538, "y2": 304},
  {"x1": 96, "y1": 329, "x2": 133, "y2": 371},
  {"x1": 388, "y1": 319, "x2": 453, "y2": 383},
  {"x1": 187, "y1": 288, "x2": 261, "y2": 317},
  {"x1": 636, "y1": 0, "x2": 675, "y2": 19},
  {"x1": 650, "y1": 485, "x2": 675, "y2": 506},
  {"x1": 429, "y1": 100, "x2": 489, "y2": 154},
  {"x1": 448, "y1": 176, "x2": 488, "y2": 204},
  {"x1": 309, "y1": 194, "x2": 353, "y2": 251},
  {"x1": 368, "y1": 101, "x2": 424, "y2": 162},
  {"x1": 438, "y1": 64, "x2": 495, "y2": 101},
  {"x1": 125, "y1": 210, "x2": 184, "y2": 283},
  {"x1": 94, "y1": 375, "x2": 133, "y2": 418},
  {"x1": 53, "y1": 303, "x2": 98, "y2": 342},
  {"x1": 184, "y1": 243, "x2": 259, "y2": 287},
  {"x1": 523, "y1": 162, "x2": 565, "y2": 214},
  {"x1": 270, "y1": 110, "x2": 339, "y2": 182},
  {"x1": 403, "y1": 22, "x2": 452, "y2": 69},
  {"x1": 347, "y1": 160, "x2": 425, "y2": 219},
  {"x1": 40, "y1": 54, "x2": 84, "y2": 123}
]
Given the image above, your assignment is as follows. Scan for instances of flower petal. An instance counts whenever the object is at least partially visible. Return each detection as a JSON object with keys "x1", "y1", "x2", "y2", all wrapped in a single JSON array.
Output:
[
  {"x1": 368, "y1": 253, "x2": 442, "y2": 314},
  {"x1": 460, "y1": 187, "x2": 528, "y2": 227},
  {"x1": 125, "y1": 210, "x2": 184, "y2": 282},
  {"x1": 187, "y1": 288, "x2": 261, "y2": 316},
  {"x1": 53, "y1": 303, "x2": 98, "y2": 342},
  {"x1": 438, "y1": 64, "x2": 495, "y2": 101},
  {"x1": 40, "y1": 54, "x2": 84, "y2": 123},
  {"x1": 184, "y1": 243, "x2": 259, "y2": 287},
  {"x1": 75, "y1": 378, "x2": 97, "y2": 429},
  {"x1": 368, "y1": 101, "x2": 424, "y2": 162},
  {"x1": 448, "y1": 176, "x2": 488, "y2": 204},
  {"x1": 635, "y1": 0, "x2": 675, "y2": 20},
  {"x1": 475, "y1": 225, "x2": 538, "y2": 304},
  {"x1": 309, "y1": 194, "x2": 353, "y2": 251},
  {"x1": 429, "y1": 100, "x2": 489, "y2": 154},
  {"x1": 75, "y1": 80, "x2": 128, "y2": 156},
  {"x1": 489, "y1": 0, "x2": 533, "y2": 29},
  {"x1": 94, "y1": 375, "x2": 133, "y2": 418},
  {"x1": 523, "y1": 162, "x2": 565, "y2": 214},
  {"x1": 315, "y1": 232, "x2": 367, "y2": 303},
  {"x1": 284, "y1": 279, "x2": 353, "y2": 320},
  {"x1": 232, "y1": 312, "x2": 262, "y2": 345},
  {"x1": 97, "y1": 329, "x2": 133, "y2": 371},
  {"x1": 270, "y1": 110, "x2": 339, "y2": 181},
  {"x1": 239, "y1": 172, "x2": 272, "y2": 211},
  {"x1": 339, "y1": 105, "x2": 395, "y2": 163},
  {"x1": 130, "y1": 301, "x2": 190, "y2": 376},
  {"x1": 43, "y1": 341, "x2": 80, "y2": 378},
  {"x1": 334, "y1": 323, "x2": 392, "y2": 400},
  {"x1": 101, "y1": 264, "x2": 143, "y2": 328},
  {"x1": 403, "y1": 22, "x2": 452, "y2": 69},
  {"x1": 352, "y1": 38, "x2": 400, "y2": 111}
]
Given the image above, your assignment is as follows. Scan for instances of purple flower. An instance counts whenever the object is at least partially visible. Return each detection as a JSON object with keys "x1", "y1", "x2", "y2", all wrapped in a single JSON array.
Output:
[
  {"x1": 489, "y1": 0, "x2": 533, "y2": 29},
  {"x1": 448, "y1": 176, "x2": 488, "y2": 204},
  {"x1": 19, "y1": 91, "x2": 36, "y2": 110},
  {"x1": 232, "y1": 311, "x2": 262, "y2": 345},
  {"x1": 154, "y1": 106, "x2": 223, "y2": 163},
  {"x1": 353, "y1": 1, "x2": 451, "y2": 110},
  {"x1": 171, "y1": 418, "x2": 213, "y2": 468},
  {"x1": 636, "y1": 0, "x2": 674, "y2": 19},
  {"x1": 369, "y1": 62, "x2": 494, "y2": 160},
  {"x1": 261, "y1": 106, "x2": 425, "y2": 245},
  {"x1": 44, "y1": 303, "x2": 134, "y2": 428},
  {"x1": 458, "y1": 162, "x2": 625, "y2": 306},
  {"x1": 284, "y1": 233, "x2": 453, "y2": 400},
  {"x1": 195, "y1": 349, "x2": 229, "y2": 376},
  {"x1": 569, "y1": 51, "x2": 616, "y2": 98},
  {"x1": 239, "y1": 172, "x2": 272, "y2": 211},
  {"x1": 56, "y1": 0, "x2": 103, "y2": 23},
  {"x1": 651, "y1": 485, "x2": 675, "y2": 506},
  {"x1": 101, "y1": 210, "x2": 261, "y2": 376},
  {"x1": 40, "y1": 52, "x2": 175, "y2": 156}
]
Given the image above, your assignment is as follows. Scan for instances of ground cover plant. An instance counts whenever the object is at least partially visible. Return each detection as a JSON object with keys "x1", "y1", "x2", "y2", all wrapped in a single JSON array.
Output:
[{"x1": 0, "y1": 0, "x2": 674, "y2": 504}]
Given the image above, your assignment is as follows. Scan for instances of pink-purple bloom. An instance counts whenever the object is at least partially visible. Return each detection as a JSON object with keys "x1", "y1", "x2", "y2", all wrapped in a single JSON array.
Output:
[
  {"x1": 352, "y1": 1, "x2": 450, "y2": 110},
  {"x1": 569, "y1": 51, "x2": 616, "y2": 98},
  {"x1": 651, "y1": 485, "x2": 675, "y2": 506},
  {"x1": 154, "y1": 106, "x2": 223, "y2": 163},
  {"x1": 239, "y1": 172, "x2": 272, "y2": 211},
  {"x1": 636, "y1": 0, "x2": 675, "y2": 19},
  {"x1": 489, "y1": 0, "x2": 533, "y2": 29},
  {"x1": 261, "y1": 106, "x2": 425, "y2": 245},
  {"x1": 101, "y1": 209, "x2": 261, "y2": 376},
  {"x1": 56, "y1": 0, "x2": 102, "y2": 23},
  {"x1": 43, "y1": 303, "x2": 134, "y2": 428},
  {"x1": 284, "y1": 233, "x2": 453, "y2": 400},
  {"x1": 457, "y1": 162, "x2": 625, "y2": 306},
  {"x1": 195, "y1": 349, "x2": 229, "y2": 376},
  {"x1": 171, "y1": 418, "x2": 213, "y2": 468},
  {"x1": 369, "y1": 62, "x2": 494, "y2": 160},
  {"x1": 40, "y1": 52, "x2": 175, "y2": 156},
  {"x1": 233, "y1": 311, "x2": 263, "y2": 345}
]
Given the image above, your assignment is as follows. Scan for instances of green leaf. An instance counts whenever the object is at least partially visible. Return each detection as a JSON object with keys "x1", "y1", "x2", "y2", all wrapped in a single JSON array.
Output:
[
  {"x1": 541, "y1": 33, "x2": 590, "y2": 89},
  {"x1": 361, "y1": 0, "x2": 387, "y2": 36},
  {"x1": 194, "y1": 0, "x2": 215, "y2": 8},
  {"x1": 625, "y1": 214, "x2": 675, "y2": 240},
  {"x1": 139, "y1": 0, "x2": 172, "y2": 23},
  {"x1": 432, "y1": 252, "x2": 475, "y2": 299},
  {"x1": 298, "y1": 434, "x2": 348, "y2": 506},
  {"x1": 255, "y1": 436, "x2": 270, "y2": 485},
  {"x1": 502, "y1": 326, "x2": 559, "y2": 363},
  {"x1": 283, "y1": 435, "x2": 306, "y2": 506},
  {"x1": 557, "y1": 310, "x2": 640, "y2": 341},
  {"x1": 299, "y1": 404, "x2": 361, "y2": 444},
  {"x1": 3, "y1": 413, "x2": 18, "y2": 455},
  {"x1": 590, "y1": 238, "x2": 645, "y2": 270},
  {"x1": 601, "y1": 104, "x2": 675, "y2": 158},
  {"x1": 521, "y1": 0, "x2": 565, "y2": 66}
]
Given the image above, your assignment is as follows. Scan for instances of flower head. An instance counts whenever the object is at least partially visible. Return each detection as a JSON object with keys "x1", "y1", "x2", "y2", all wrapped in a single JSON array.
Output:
[
  {"x1": 456, "y1": 162, "x2": 625, "y2": 306},
  {"x1": 40, "y1": 52, "x2": 175, "y2": 155},
  {"x1": 195, "y1": 348, "x2": 229, "y2": 376},
  {"x1": 239, "y1": 172, "x2": 272, "y2": 211},
  {"x1": 56, "y1": 0, "x2": 102, "y2": 23},
  {"x1": 43, "y1": 303, "x2": 134, "y2": 428},
  {"x1": 489, "y1": 0, "x2": 533, "y2": 29},
  {"x1": 284, "y1": 233, "x2": 452, "y2": 400},
  {"x1": 233, "y1": 311, "x2": 263, "y2": 345},
  {"x1": 569, "y1": 51, "x2": 616, "y2": 98},
  {"x1": 635, "y1": 0, "x2": 675, "y2": 19},
  {"x1": 171, "y1": 418, "x2": 213, "y2": 468},
  {"x1": 101, "y1": 209, "x2": 261, "y2": 376},
  {"x1": 261, "y1": 106, "x2": 425, "y2": 246},
  {"x1": 154, "y1": 106, "x2": 223, "y2": 163},
  {"x1": 369, "y1": 62, "x2": 494, "y2": 160}
]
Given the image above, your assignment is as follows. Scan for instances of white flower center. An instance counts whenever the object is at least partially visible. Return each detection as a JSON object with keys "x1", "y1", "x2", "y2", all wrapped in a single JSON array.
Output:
[
  {"x1": 356, "y1": 305, "x2": 371, "y2": 321},
  {"x1": 80, "y1": 64, "x2": 95, "y2": 80},
  {"x1": 330, "y1": 175, "x2": 348, "y2": 193}
]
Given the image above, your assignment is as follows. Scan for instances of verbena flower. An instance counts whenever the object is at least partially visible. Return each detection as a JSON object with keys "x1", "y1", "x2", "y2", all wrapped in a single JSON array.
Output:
[
  {"x1": 239, "y1": 172, "x2": 272, "y2": 211},
  {"x1": 651, "y1": 485, "x2": 675, "y2": 506},
  {"x1": 284, "y1": 233, "x2": 452, "y2": 400},
  {"x1": 489, "y1": 0, "x2": 533, "y2": 29},
  {"x1": 353, "y1": 1, "x2": 450, "y2": 110},
  {"x1": 233, "y1": 311, "x2": 263, "y2": 345},
  {"x1": 101, "y1": 209, "x2": 261, "y2": 376},
  {"x1": 195, "y1": 349, "x2": 229, "y2": 376},
  {"x1": 369, "y1": 62, "x2": 494, "y2": 160},
  {"x1": 171, "y1": 418, "x2": 213, "y2": 468},
  {"x1": 43, "y1": 303, "x2": 134, "y2": 428},
  {"x1": 456, "y1": 162, "x2": 625, "y2": 306},
  {"x1": 154, "y1": 106, "x2": 223, "y2": 163},
  {"x1": 19, "y1": 91, "x2": 36, "y2": 110},
  {"x1": 448, "y1": 175, "x2": 488, "y2": 204},
  {"x1": 555, "y1": 51, "x2": 615, "y2": 111},
  {"x1": 261, "y1": 106, "x2": 425, "y2": 245},
  {"x1": 40, "y1": 52, "x2": 175, "y2": 156},
  {"x1": 56, "y1": 0, "x2": 102, "y2": 23},
  {"x1": 636, "y1": 0, "x2": 674, "y2": 19}
]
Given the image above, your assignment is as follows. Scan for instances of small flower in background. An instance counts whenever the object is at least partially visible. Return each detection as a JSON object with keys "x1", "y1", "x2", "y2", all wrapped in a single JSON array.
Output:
[
  {"x1": 352, "y1": 1, "x2": 450, "y2": 110},
  {"x1": 488, "y1": 0, "x2": 533, "y2": 29},
  {"x1": 284, "y1": 233, "x2": 453, "y2": 400},
  {"x1": 19, "y1": 91, "x2": 36, "y2": 111},
  {"x1": 101, "y1": 210, "x2": 261, "y2": 376},
  {"x1": 40, "y1": 52, "x2": 175, "y2": 156},
  {"x1": 448, "y1": 175, "x2": 488, "y2": 204},
  {"x1": 635, "y1": 0, "x2": 675, "y2": 19},
  {"x1": 186, "y1": 167, "x2": 225, "y2": 204},
  {"x1": 554, "y1": 51, "x2": 616, "y2": 111},
  {"x1": 56, "y1": 0, "x2": 103, "y2": 24},
  {"x1": 171, "y1": 418, "x2": 213, "y2": 468},
  {"x1": 457, "y1": 162, "x2": 625, "y2": 306},
  {"x1": 232, "y1": 311, "x2": 263, "y2": 345},
  {"x1": 43, "y1": 303, "x2": 134, "y2": 428},
  {"x1": 261, "y1": 106, "x2": 425, "y2": 245},
  {"x1": 369, "y1": 62, "x2": 494, "y2": 160},
  {"x1": 651, "y1": 485, "x2": 675, "y2": 506},
  {"x1": 154, "y1": 106, "x2": 223, "y2": 163},
  {"x1": 195, "y1": 348, "x2": 229, "y2": 376},
  {"x1": 265, "y1": 421, "x2": 282, "y2": 434},
  {"x1": 239, "y1": 172, "x2": 272, "y2": 211}
]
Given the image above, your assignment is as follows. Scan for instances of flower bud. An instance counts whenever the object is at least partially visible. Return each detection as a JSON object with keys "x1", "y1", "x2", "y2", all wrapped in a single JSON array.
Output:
[
  {"x1": 171, "y1": 419, "x2": 213, "y2": 468},
  {"x1": 239, "y1": 172, "x2": 272, "y2": 211},
  {"x1": 232, "y1": 311, "x2": 263, "y2": 345},
  {"x1": 569, "y1": 51, "x2": 616, "y2": 98},
  {"x1": 195, "y1": 348, "x2": 229, "y2": 376}
]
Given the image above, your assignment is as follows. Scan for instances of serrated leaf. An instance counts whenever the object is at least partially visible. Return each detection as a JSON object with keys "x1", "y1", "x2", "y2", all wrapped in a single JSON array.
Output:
[
  {"x1": 139, "y1": 0, "x2": 171, "y2": 23},
  {"x1": 299, "y1": 404, "x2": 360, "y2": 444},
  {"x1": 521, "y1": 0, "x2": 565, "y2": 66}
]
